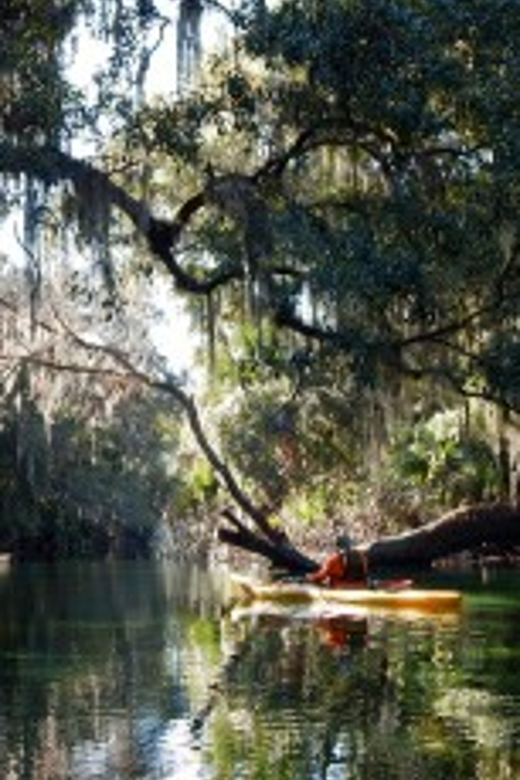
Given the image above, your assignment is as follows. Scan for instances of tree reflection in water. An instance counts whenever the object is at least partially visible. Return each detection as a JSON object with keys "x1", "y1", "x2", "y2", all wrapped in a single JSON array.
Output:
[
  {"x1": 0, "y1": 563, "x2": 519, "y2": 779},
  {"x1": 204, "y1": 590, "x2": 520, "y2": 780}
]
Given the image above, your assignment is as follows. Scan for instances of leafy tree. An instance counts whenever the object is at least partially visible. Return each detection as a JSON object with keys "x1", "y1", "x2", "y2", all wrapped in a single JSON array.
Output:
[
  {"x1": 2, "y1": 0, "x2": 520, "y2": 561},
  {"x1": 379, "y1": 409, "x2": 502, "y2": 526},
  {"x1": 0, "y1": 260, "x2": 185, "y2": 559}
]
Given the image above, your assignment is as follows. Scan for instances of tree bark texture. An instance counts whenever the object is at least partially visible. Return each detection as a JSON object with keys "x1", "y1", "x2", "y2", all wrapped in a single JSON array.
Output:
[
  {"x1": 219, "y1": 503, "x2": 520, "y2": 575},
  {"x1": 365, "y1": 503, "x2": 520, "y2": 568}
]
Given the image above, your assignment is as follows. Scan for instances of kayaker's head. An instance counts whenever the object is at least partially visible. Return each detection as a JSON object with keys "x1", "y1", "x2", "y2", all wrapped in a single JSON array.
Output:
[{"x1": 336, "y1": 535, "x2": 353, "y2": 552}]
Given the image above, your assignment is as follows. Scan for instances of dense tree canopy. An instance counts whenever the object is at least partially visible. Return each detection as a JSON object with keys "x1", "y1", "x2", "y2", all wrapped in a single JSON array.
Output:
[
  {"x1": 2, "y1": 0, "x2": 520, "y2": 559},
  {"x1": 3, "y1": 0, "x2": 520, "y2": 402}
]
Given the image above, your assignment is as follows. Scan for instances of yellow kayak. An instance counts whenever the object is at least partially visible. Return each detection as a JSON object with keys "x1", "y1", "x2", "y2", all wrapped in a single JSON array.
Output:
[{"x1": 231, "y1": 574, "x2": 463, "y2": 614}]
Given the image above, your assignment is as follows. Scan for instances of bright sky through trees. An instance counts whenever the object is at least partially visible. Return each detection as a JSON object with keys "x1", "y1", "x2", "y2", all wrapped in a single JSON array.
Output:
[{"x1": 2, "y1": 1, "x2": 234, "y2": 374}]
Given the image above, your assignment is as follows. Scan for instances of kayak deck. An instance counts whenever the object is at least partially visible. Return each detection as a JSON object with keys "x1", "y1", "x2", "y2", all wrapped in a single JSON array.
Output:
[{"x1": 231, "y1": 575, "x2": 463, "y2": 614}]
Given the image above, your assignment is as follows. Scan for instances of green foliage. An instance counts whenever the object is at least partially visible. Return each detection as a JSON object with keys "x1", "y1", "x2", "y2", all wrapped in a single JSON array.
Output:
[
  {"x1": 282, "y1": 479, "x2": 331, "y2": 528},
  {"x1": 0, "y1": 380, "x2": 182, "y2": 560},
  {"x1": 382, "y1": 409, "x2": 501, "y2": 514},
  {"x1": 3, "y1": 0, "x2": 520, "y2": 539},
  {"x1": 175, "y1": 456, "x2": 220, "y2": 515},
  {"x1": 214, "y1": 384, "x2": 292, "y2": 504}
]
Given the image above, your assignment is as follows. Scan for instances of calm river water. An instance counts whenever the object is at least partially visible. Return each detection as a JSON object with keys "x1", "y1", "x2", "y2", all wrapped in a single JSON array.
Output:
[{"x1": 0, "y1": 560, "x2": 519, "y2": 780}]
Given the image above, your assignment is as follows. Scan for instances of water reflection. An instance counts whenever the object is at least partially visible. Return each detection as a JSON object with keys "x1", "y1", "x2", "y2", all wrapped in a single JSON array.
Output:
[
  {"x1": 0, "y1": 562, "x2": 222, "y2": 780},
  {"x1": 0, "y1": 562, "x2": 519, "y2": 779}
]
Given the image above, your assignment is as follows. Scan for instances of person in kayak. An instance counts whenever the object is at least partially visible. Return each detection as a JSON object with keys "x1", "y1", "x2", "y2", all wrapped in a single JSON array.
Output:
[{"x1": 307, "y1": 536, "x2": 369, "y2": 588}]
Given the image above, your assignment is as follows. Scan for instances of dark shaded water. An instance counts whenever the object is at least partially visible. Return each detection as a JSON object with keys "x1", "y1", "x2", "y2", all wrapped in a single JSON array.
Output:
[{"x1": 0, "y1": 560, "x2": 519, "y2": 780}]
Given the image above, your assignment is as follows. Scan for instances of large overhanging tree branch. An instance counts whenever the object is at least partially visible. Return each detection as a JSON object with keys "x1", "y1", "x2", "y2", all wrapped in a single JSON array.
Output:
[
  {"x1": 0, "y1": 139, "x2": 313, "y2": 315},
  {"x1": 4, "y1": 129, "x2": 514, "y2": 383},
  {"x1": 4, "y1": 0, "x2": 520, "y2": 576},
  {"x1": 0, "y1": 143, "x2": 229, "y2": 294},
  {"x1": 5, "y1": 318, "x2": 520, "y2": 574},
  {"x1": 274, "y1": 294, "x2": 520, "y2": 414},
  {"x1": 77, "y1": 348, "x2": 317, "y2": 572},
  {"x1": 0, "y1": 304, "x2": 317, "y2": 572},
  {"x1": 0, "y1": 136, "x2": 318, "y2": 293}
]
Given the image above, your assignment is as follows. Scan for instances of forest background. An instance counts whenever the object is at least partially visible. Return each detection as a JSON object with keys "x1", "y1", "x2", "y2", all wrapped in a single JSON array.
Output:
[{"x1": 1, "y1": 0, "x2": 520, "y2": 563}]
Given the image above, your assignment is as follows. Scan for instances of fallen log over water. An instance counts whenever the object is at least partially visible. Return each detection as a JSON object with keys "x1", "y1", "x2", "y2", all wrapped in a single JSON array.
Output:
[
  {"x1": 366, "y1": 503, "x2": 520, "y2": 568},
  {"x1": 218, "y1": 503, "x2": 520, "y2": 575}
]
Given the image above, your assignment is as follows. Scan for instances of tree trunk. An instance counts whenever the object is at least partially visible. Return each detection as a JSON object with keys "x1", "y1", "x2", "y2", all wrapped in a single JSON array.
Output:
[
  {"x1": 218, "y1": 508, "x2": 318, "y2": 573},
  {"x1": 219, "y1": 503, "x2": 520, "y2": 575},
  {"x1": 365, "y1": 503, "x2": 520, "y2": 568},
  {"x1": 12, "y1": 324, "x2": 520, "y2": 574}
]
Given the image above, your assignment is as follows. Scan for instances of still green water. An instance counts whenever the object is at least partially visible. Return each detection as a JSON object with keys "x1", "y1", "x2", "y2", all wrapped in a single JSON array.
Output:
[{"x1": 0, "y1": 561, "x2": 519, "y2": 780}]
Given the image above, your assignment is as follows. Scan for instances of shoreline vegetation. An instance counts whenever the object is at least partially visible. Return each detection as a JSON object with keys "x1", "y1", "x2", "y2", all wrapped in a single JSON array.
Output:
[
  {"x1": 2, "y1": 2, "x2": 520, "y2": 585},
  {"x1": 3, "y1": 498, "x2": 520, "y2": 571}
]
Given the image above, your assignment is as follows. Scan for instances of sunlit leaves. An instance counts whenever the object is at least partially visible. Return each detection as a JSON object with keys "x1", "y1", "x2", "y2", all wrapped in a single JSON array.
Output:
[{"x1": 3, "y1": 0, "x2": 520, "y2": 527}]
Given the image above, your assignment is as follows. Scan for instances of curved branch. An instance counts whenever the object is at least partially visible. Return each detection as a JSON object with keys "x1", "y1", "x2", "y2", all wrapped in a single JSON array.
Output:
[
  {"x1": 254, "y1": 129, "x2": 317, "y2": 181},
  {"x1": 20, "y1": 307, "x2": 292, "y2": 543},
  {"x1": 0, "y1": 143, "x2": 245, "y2": 294},
  {"x1": 274, "y1": 302, "x2": 364, "y2": 351},
  {"x1": 7, "y1": 334, "x2": 316, "y2": 567}
]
